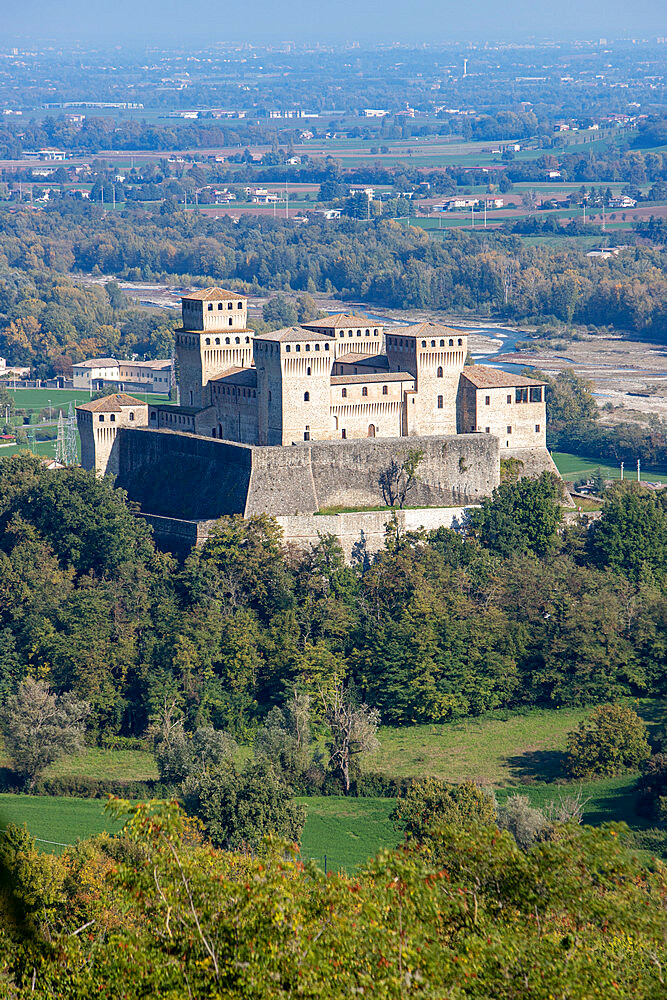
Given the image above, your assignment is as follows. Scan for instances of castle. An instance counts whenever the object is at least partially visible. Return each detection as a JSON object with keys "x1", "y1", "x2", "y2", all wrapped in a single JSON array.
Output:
[
  {"x1": 77, "y1": 288, "x2": 552, "y2": 553},
  {"x1": 147, "y1": 287, "x2": 546, "y2": 449}
]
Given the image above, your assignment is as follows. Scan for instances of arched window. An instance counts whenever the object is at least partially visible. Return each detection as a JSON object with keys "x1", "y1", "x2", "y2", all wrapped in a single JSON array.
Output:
[
  {"x1": 368, "y1": 424, "x2": 376, "y2": 438},
  {"x1": 228, "y1": 318, "x2": 233, "y2": 326},
  {"x1": 362, "y1": 386, "x2": 368, "y2": 396},
  {"x1": 437, "y1": 366, "x2": 443, "y2": 378},
  {"x1": 235, "y1": 337, "x2": 240, "y2": 344},
  {"x1": 458, "y1": 338, "x2": 463, "y2": 346},
  {"x1": 205, "y1": 338, "x2": 210, "y2": 345},
  {"x1": 437, "y1": 395, "x2": 443, "y2": 409},
  {"x1": 341, "y1": 387, "x2": 347, "y2": 398},
  {"x1": 238, "y1": 301, "x2": 243, "y2": 309},
  {"x1": 129, "y1": 412, "x2": 135, "y2": 421},
  {"x1": 307, "y1": 366, "x2": 311, "y2": 375},
  {"x1": 431, "y1": 340, "x2": 435, "y2": 347},
  {"x1": 215, "y1": 337, "x2": 220, "y2": 345},
  {"x1": 439, "y1": 339, "x2": 445, "y2": 347},
  {"x1": 109, "y1": 414, "x2": 115, "y2": 422},
  {"x1": 304, "y1": 392, "x2": 310, "y2": 401},
  {"x1": 448, "y1": 338, "x2": 454, "y2": 346},
  {"x1": 218, "y1": 302, "x2": 223, "y2": 310},
  {"x1": 382, "y1": 385, "x2": 388, "y2": 395},
  {"x1": 225, "y1": 337, "x2": 230, "y2": 344},
  {"x1": 421, "y1": 340, "x2": 426, "y2": 347}
]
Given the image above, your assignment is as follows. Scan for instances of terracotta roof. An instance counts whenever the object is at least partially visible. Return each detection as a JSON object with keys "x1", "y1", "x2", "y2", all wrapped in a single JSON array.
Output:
[
  {"x1": 72, "y1": 358, "x2": 118, "y2": 368},
  {"x1": 76, "y1": 393, "x2": 147, "y2": 413},
  {"x1": 120, "y1": 359, "x2": 172, "y2": 369},
  {"x1": 460, "y1": 365, "x2": 545, "y2": 389},
  {"x1": 331, "y1": 372, "x2": 414, "y2": 385},
  {"x1": 334, "y1": 351, "x2": 386, "y2": 364},
  {"x1": 303, "y1": 313, "x2": 377, "y2": 330},
  {"x1": 183, "y1": 287, "x2": 246, "y2": 301},
  {"x1": 209, "y1": 367, "x2": 258, "y2": 387},
  {"x1": 254, "y1": 326, "x2": 332, "y2": 343},
  {"x1": 388, "y1": 321, "x2": 466, "y2": 340}
]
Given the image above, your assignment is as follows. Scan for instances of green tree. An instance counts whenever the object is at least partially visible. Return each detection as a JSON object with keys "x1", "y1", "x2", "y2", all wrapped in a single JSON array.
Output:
[
  {"x1": 0, "y1": 677, "x2": 89, "y2": 789},
  {"x1": 566, "y1": 704, "x2": 651, "y2": 778},
  {"x1": 587, "y1": 483, "x2": 667, "y2": 582},
  {"x1": 468, "y1": 471, "x2": 564, "y2": 557},
  {"x1": 262, "y1": 294, "x2": 298, "y2": 328},
  {"x1": 392, "y1": 777, "x2": 497, "y2": 842},
  {"x1": 183, "y1": 757, "x2": 306, "y2": 850}
]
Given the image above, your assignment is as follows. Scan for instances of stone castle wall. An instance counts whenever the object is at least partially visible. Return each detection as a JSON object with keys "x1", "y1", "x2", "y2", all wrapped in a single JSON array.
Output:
[{"x1": 116, "y1": 428, "x2": 500, "y2": 520}]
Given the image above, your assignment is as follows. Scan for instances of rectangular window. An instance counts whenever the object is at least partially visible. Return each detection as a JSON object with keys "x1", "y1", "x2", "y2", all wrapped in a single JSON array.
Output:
[
  {"x1": 515, "y1": 388, "x2": 528, "y2": 403},
  {"x1": 507, "y1": 394, "x2": 512, "y2": 404},
  {"x1": 437, "y1": 395, "x2": 443, "y2": 409},
  {"x1": 530, "y1": 386, "x2": 543, "y2": 402},
  {"x1": 507, "y1": 425, "x2": 512, "y2": 434},
  {"x1": 485, "y1": 427, "x2": 490, "y2": 433},
  {"x1": 535, "y1": 424, "x2": 540, "y2": 432},
  {"x1": 341, "y1": 429, "x2": 346, "y2": 439},
  {"x1": 485, "y1": 395, "x2": 490, "y2": 405}
]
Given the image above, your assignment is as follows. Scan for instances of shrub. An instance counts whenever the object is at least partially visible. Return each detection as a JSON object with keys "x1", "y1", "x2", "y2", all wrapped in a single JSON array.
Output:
[
  {"x1": 566, "y1": 704, "x2": 651, "y2": 779},
  {"x1": 637, "y1": 753, "x2": 667, "y2": 822},
  {"x1": 391, "y1": 778, "x2": 496, "y2": 842},
  {"x1": 497, "y1": 795, "x2": 551, "y2": 850}
]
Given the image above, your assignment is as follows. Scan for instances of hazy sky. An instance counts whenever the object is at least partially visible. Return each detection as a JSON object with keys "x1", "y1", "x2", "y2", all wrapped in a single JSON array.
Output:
[{"x1": 4, "y1": 0, "x2": 665, "y2": 45}]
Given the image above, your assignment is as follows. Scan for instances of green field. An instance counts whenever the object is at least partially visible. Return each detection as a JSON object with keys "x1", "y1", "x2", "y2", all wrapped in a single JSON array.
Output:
[
  {"x1": 0, "y1": 775, "x2": 656, "y2": 870},
  {"x1": 552, "y1": 451, "x2": 667, "y2": 484},
  {"x1": 6, "y1": 388, "x2": 171, "y2": 412}
]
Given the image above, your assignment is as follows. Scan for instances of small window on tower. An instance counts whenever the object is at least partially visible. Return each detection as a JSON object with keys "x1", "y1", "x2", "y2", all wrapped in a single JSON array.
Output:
[
  {"x1": 437, "y1": 367, "x2": 443, "y2": 378},
  {"x1": 362, "y1": 386, "x2": 368, "y2": 396},
  {"x1": 341, "y1": 388, "x2": 347, "y2": 398},
  {"x1": 341, "y1": 429, "x2": 346, "y2": 439},
  {"x1": 307, "y1": 367, "x2": 311, "y2": 376},
  {"x1": 535, "y1": 424, "x2": 540, "y2": 433},
  {"x1": 507, "y1": 426, "x2": 512, "y2": 434},
  {"x1": 208, "y1": 303, "x2": 213, "y2": 311},
  {"x1": 437, "y1": 396, "x2": 443, "y2": 409},
  {"x1": 507, "y1": 395, "x2": 512, "y2": 404},
  {"x1": 129, "y1": 412, "x2": 135, "y2": 421},
  {"x1": 382, "y1": 385, "x2": 388, "y2": 395},
  {"x1": 485, "y1": 395, "x2": 490, "y2": 405},
  {"x1": 218, "y1": 302, "x2": 223, "y2": 310},
  {"x1": 205, "y1": 338, "x2": 210, "y2": 345},
  {"x1": 110, "y1": 414, "x2": 115, "y2": 422},
  {"x1": 227, "y1": 302, "x2": 232, "y2": 310},
  {"x1": 304, "y1": 392, "x2": 310, "y2": 401},
  {"x1": 238, "y1": 301, "x2": 243, "y2": 309}
]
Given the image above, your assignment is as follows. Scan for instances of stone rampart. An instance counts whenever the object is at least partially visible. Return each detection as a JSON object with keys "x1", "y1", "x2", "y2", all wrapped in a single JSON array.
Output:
[
  {"x1": 117, "y1": 428, "x2": 500, "y2": 520},
  {"x1": 116, "y1": 428, "x2": 252, "y2": 519}
]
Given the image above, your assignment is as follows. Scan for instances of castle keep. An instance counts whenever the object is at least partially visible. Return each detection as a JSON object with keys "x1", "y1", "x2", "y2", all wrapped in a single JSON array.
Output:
[
  {"x1": 144, "y1": 287, "x2": 547, "y2": 451},
  {"x1": 77, "y1": 288, "x2": 553, "y2": 543}
]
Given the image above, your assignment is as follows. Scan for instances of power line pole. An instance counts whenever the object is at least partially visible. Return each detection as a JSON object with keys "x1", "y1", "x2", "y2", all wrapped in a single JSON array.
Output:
[
  {"x1": 65, "y1": 402, "x2": 78, "y2": 465},
  {"x1": 55, "y1": 412, "x2": 66, "y2": 465}
]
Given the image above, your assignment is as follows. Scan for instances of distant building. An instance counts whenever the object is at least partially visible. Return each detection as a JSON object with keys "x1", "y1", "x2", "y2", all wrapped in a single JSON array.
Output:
[
  {"x1": 609, "y1": 195, "x2": 636, "y2": 209},
  {"x1": 72, "y1": 358, "x2": 173, "y2": 393},
  {"x1": 363, "y1": 109, "x2": 390, "y2": 117}
]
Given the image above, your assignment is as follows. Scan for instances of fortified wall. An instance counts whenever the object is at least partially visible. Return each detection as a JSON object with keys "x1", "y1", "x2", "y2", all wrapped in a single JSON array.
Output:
[{"x1": 116, "y1": 427, "x2": 501, "y2": 520}]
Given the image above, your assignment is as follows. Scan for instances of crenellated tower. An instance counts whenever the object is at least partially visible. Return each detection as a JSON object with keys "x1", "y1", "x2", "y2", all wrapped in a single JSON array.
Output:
[{"x1": 176, "y1": 288, "x2": 253, "y2": 409}]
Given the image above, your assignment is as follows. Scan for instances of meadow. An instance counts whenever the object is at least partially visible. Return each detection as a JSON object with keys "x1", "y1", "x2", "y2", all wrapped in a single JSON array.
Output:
[
  {"x1": 1, "y1": 701, "x2": 663, "y2": 868},
  {"x1": 552, "y1": 451, "x2": 667, "y2": 484}
]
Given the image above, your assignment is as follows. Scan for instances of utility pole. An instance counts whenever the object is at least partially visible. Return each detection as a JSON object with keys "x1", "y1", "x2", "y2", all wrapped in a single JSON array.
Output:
[
  {"x1": 637, "y1": 458, "x2": 641, "y2": 483},
  {"x1": 101, "y1": 185, "x2": 104, "y2": 211},
  {"x1": 620, "y1": 461, "x2": 624, "y2": 481},
  {"x1": 484, "y1": 201, "x2": 487, "y2": 228},
  {"x1": 583, "y1": 203, "x2": 586, "y2": 225},
  {"x1": 471, "y1": 204, "x2": 474, "y2": 228},
  {"x1": 112, "y1": 185, "x2": 115, "y2": 210}
]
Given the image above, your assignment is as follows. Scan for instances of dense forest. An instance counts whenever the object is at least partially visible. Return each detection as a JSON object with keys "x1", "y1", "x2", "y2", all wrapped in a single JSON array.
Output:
[
  {"x1": 0, "y1": 204, "x2": 664, "y2": 372},
  {"x1": 0, "y1": 453, "x2": 664, "y2": 758}
]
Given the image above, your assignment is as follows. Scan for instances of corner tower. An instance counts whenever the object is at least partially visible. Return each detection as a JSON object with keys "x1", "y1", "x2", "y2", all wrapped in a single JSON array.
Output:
[
  {"x1": 176, "y1": 287, "x2": 253, "y2": 409},
  {"x1": 76, "y1": 393, "x2": 148, "y2": 476}
]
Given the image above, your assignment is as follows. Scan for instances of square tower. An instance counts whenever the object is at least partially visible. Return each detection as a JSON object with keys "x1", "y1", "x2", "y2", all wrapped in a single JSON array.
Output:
[
  {"x1": 177, "y1": 287, "x2": 253, "y2": 409},
  {"x1": 255, "y1": 327, "x2": 334, "y2": 445},
  {"x1": 386, "y1": 323, "x2": 467, "y2": 435}
]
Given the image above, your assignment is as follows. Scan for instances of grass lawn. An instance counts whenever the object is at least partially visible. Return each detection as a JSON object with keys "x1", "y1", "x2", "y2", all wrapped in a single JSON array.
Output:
[
  {"x1": 297, "y1": 797, "x2": 398, "y2": 872},
  {"x1": 371, "y1": 700, "x2": 666, "y2": 786},
  {"x1": 552, "y1": 450, "x2": 667, "y2": 484},
  {"x1": 0, "y1": 794, "x2": 125, "y2": 852},
  {"x1": 7, "y1": 388, "x2": 171, "y2": 412},
  {"x1": 46, "y1": 747, "x2": 159, "y2": 782}
]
